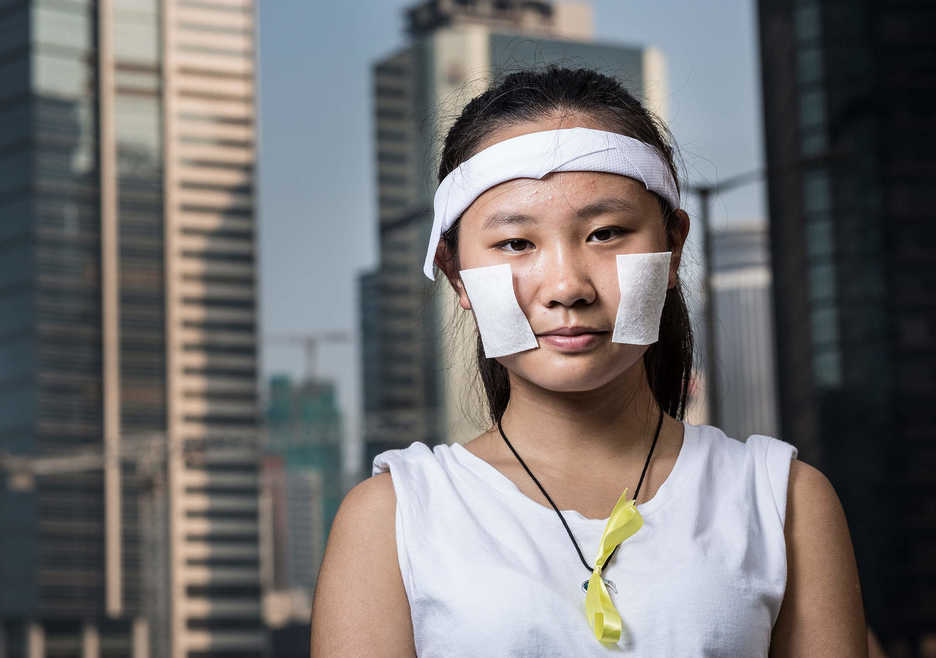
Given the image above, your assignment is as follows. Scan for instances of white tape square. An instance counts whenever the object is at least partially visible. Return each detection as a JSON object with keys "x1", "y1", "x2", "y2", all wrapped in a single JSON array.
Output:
[
  {"x1": 459, "y1": 263, "x2": 538, "y2": 358},
  {"x1": 611, "y1": 251, "x2": 671, "y2": 345}
]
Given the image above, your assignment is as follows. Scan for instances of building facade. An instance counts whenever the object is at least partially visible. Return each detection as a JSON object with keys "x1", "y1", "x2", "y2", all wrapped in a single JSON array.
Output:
[
  {"x1": 359, "y1": 0, "x2": 669, "y2": 470},
  {"x1": 0, "y1": 1, "x2": 264, "y2": 656},
  {"x1": 757, "y1": 0, "x2": 935, "y2": 652},
  {"x1": 710, "y1": 221, "x2": 779, "y2": 442}
]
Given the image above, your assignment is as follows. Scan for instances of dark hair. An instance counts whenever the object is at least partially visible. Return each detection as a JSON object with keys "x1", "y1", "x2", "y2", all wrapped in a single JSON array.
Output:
[{"x1": 436, "y1": 65, "x2": 694, "y2": 427}]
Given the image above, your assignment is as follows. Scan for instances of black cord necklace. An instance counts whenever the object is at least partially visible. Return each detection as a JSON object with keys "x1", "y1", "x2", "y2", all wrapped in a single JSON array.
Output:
[{"x1": 496, "y1": 406, "x2": 665, "y2": 582}]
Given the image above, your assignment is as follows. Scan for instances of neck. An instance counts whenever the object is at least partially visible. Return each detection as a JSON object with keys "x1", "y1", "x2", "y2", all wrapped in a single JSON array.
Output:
[{"x1": 499, "y1": 358, "x2": 664, "y2": 471}]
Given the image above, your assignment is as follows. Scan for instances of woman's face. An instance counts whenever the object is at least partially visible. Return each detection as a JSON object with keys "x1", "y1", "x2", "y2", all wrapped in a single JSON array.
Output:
[{"x1": 448, "y1": 115, "x2": 689, "y2": 393}]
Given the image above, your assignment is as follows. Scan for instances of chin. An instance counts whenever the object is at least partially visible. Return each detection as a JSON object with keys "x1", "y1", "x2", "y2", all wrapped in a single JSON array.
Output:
[{"x1": 499, "y1": 346, "x2": 646, "y2": 393}]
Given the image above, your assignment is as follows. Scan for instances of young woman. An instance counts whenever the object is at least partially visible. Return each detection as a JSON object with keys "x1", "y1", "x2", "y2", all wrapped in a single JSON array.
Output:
[{"x1": 311, "y1": 67, "x2": 867, "y2": 656}]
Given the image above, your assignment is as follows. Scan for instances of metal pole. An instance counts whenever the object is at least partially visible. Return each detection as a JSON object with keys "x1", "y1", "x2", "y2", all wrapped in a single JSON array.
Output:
[
  {"x1": 697, "y1": 186, "x2": 720, "y2": 428},
  {"x1": 687, "y1": 168, "x2": 763, "y2": 427}
]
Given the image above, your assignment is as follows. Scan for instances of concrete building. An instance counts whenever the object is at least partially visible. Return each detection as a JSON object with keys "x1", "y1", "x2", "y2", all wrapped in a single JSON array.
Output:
[
  {"x1": 710, "y1": 221, "x2": 779, "y2": 441},
  {"x1": 758, "y1": 0, "x2": 935, "y2": 652},
  {"x1": 359, "y1": 0, "x2": 669, "y2": 469},
  {"x1": 0, "y1": 1, "x2": 264, "y2": 656}
]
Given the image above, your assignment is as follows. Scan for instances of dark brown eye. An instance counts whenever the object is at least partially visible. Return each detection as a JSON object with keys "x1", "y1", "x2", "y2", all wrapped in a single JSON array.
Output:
[
  {"x1": 500, "y1": 239, "x2": 532, "y2": 253},
  {"x1": 589, "y1": 227, "x2": 627, "y2": 242}
]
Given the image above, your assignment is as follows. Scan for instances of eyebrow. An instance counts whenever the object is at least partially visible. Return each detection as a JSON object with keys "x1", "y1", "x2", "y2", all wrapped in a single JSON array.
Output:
[{"x1": 480, "y1": 197, "x2": 640, "y2": 231}]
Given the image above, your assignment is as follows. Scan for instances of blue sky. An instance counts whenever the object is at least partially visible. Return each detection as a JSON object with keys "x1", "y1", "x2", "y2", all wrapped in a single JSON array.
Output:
[{"x1": 257, "y1": 0, "x2": 766, "y2": 466}]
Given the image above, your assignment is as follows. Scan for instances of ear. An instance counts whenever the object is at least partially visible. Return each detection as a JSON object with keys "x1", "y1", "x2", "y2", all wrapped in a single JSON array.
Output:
[
  {"x1": 436, "y1": 241, "x2": 472, "y2": 311},
  {"x1": 667, "y1": 209, "x2": 691, "y2": 289}
]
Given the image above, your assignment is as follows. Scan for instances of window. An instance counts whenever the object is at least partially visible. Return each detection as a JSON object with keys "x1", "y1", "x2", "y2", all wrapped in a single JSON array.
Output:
[
  {"x1": 33, "y1": 50, "x2": 93, "y2": 97},
  {"x1": 0, "y1": 7, "x2": 28, "y2": 56},
  {"x1": 812, "y1": 348, "x2": 842, "y2": 388},
  {"x1": 808, "y1": 261, "x2": 836, "y2": 302},
  {"x1": 0, "y1": 150, "x2": 29, "y2": 195},
  {"x1": 800, "y1": 131, "x2": 827, "y2": 157},
  {"x1": 793, "y1": 4, "x2": 822, "y2": 44},
  {"x1": 376, "y1": 107, "x2": 406, "y2": 121},
  {"x1": 810, "y1": 304, "x2": 839, "y2": 346},
  {"x1": 802, "y1": 168, "x2": 831, "y2": 214},
  {"x1": 796, "y1": 46, "x2": 823, "y2": 85},
  {"x1": 805, "y1": 218, "x2": 834, "y2": 259},
  {"x1": 798, "y1": 88, "x2": 826, "y2": 129},
  {"x1": 33, "y1": 6, "x2": 92, "y2": 53}
]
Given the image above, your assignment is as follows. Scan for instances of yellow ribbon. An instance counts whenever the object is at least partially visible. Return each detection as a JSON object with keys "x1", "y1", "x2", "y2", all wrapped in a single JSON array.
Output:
[{"x1": 584, "y1": 487, "x2": 643, "y2": 645}]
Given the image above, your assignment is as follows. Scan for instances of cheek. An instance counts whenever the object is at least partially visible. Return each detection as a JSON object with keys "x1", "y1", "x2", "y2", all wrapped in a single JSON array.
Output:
[
  {"x1": 456, "y1": 234, "x2": 494, "y2": 271},
  {"x1": 627, "y1": 226, "x2": 671, "y2": 256},
  {"x1": 594, "y1": 266, "x2": 621, "y2": 303},
  {"x1": 455, "y1": 245, "x2": 472, "y2": 272}
]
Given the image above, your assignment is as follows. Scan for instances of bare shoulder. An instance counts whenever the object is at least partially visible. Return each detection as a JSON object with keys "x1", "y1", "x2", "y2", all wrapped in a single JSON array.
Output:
[
  {"x1": 310, "y1": 472, "x2": 415, "y2": 657},
  {"x1": 340, "y1": 470, "x2": 397, "y2": 517},
  {"x1": 787, "y1": 458, "x2": 840, "y2": 519},
  {"x1": 770, "y1": 459, "x2": 868, "y2": 657},
  {"x1": 784, "y1": 460, "x2": 857, "y2": 554}
]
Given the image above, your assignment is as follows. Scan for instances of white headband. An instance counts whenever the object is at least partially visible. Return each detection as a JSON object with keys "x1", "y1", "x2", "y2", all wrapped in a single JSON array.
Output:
[{"x1": 424, "y1": 126, "x2": 680, "y2": 280}]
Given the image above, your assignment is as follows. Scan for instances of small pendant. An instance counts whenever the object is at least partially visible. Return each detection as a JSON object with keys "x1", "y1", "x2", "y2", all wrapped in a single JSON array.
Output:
[{"x1": 582, "y1": 577, "x2": 617, "y2": 594}]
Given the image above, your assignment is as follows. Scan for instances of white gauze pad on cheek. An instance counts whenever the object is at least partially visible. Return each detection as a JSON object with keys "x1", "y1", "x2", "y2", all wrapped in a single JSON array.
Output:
[
  {"x1": 459, "y1": 263, "x2": 538, "y2": 359},
  {"x1": 612, "y1": 251, "x2": 672, "y2": 345}
]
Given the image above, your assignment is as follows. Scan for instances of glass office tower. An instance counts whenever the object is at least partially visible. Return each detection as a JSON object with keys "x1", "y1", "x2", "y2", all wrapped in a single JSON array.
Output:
[
  {"x1": 0, "y1": 1, "x2": 265, "y2": 656},
  {"x1": 758, "y1": 0, "x2": 935, "y2": 653}
]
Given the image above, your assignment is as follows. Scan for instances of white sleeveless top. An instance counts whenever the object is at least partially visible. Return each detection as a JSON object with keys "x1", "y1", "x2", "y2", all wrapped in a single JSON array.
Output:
[{"x1": 372, "y1": 421, "x2": 798, "y2": 657}]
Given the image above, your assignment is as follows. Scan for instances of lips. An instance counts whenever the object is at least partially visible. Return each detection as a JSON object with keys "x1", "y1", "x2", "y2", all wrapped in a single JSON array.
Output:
[
  {"x1": 536, "y1": 327, "x2": 608, "y2": 352},
  {"x1": 537, "y1": 326, "x2": 606, "y2": 337}
]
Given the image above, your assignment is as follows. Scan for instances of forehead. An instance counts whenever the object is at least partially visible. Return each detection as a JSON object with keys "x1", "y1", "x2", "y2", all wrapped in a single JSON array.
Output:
[
  {"x1": 459, "y1": 115, "x2": 664, "y2": 231},
  {"x1": 460, "y1": 170, "x2": 660, "y2": 233}
]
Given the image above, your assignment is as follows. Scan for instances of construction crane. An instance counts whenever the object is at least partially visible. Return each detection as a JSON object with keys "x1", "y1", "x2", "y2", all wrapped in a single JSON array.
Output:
[
  {"x1": 264, "y1": 330, "x2": 352, "y2": 381},
  {"x1": 0, "y1": 432, "x2": 164, "y2": 491},
  {"x1": 0, "y1": 432, "x2": 260, "y2": 491}
]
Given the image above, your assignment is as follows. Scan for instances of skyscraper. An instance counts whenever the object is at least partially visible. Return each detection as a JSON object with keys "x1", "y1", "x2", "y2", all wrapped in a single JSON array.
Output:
[
  {"x1": 359, "y1": 0, "x2": 669, "y2": 470},
  {"x1": 758, "y1": 0, "x2": 935, "y2": 652},
  {"x1": 0, "y1": 1, "x2": 264, "y2": 656}
]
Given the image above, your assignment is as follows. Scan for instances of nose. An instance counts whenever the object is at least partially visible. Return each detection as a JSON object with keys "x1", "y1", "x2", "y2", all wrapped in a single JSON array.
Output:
[{"x1": 535, "y1": 244, "x2": 597, "y2": 308}]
